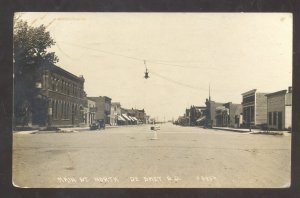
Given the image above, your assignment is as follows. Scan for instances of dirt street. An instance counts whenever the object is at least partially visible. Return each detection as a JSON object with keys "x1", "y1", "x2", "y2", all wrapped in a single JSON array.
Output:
[{"x1": 13, "y1": 123, "x2": 291, "y2": 188}]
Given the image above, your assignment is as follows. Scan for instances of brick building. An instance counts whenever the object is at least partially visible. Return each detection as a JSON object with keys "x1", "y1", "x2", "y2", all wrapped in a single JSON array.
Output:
[
  {"x1": 87, "y1": 96, "x2": 112, "y2": 124},
  {"x1": 27, "y1": 64, "x2": 86, "y2": 127},
  {"x1": 266, "y1": 87, "x2": 292, "y2": 130},
  {"x1": 241, "y1": 89, "x2": 269, "y2": 127}
]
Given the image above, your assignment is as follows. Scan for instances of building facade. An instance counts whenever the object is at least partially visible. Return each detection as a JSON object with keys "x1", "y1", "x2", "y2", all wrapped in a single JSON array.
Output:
[
  {"x1": 134, "y1": 109, "x2": 147, "y2": 124},
  {"x1": 190, "y1": 106, "x2": 206, "y2": 126},
  {"x1": 84, "y1": 98, "x2": 96, "y2": 126},
  {"x1": 27, "y1": 64, "x2": 86, "y2": 127},
  {"x1": 205, "y1": 99, "x2": 225, "y2": 127},
  {"x1": 241, "y1": 89, "x2": 268, "y2": 127},
  {"x1": 215, "y1": 102, "x2": 243, "y2": 128},
  {"x1": 110, "y1": 102, "x2": 122, "y2": 126},
  {"x1": 266, "y1": 87, "x2": 292, "y2": 130},
  {"x1": 87, "y1": 96, "x2": 112, "y2": 124}
]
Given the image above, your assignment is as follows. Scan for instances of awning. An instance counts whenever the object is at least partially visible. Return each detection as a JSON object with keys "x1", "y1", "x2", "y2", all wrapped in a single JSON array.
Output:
[
  {"x1": 128, "y1": 116, "x2": 135, "y2": 121},
  {"x1": 196, "y1": 116, "x2": 206, "y2": 122},
  {"x1": 132, "y1": 117, "x2": 138, "y2": 121},
  {"x1": 122, "y1": 114, "x2": 131, "y2": 121},
  {"x1": 118, "y1": 115, "x2": 126, "y2": 121}
]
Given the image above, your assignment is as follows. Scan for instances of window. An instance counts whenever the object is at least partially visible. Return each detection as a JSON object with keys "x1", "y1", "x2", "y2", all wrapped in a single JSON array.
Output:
[
  {"x1": 243, "y1": 95, "x2": 255, "y2": 104},
  {"x1": 56, "y1": 101, "x2": 58, "y2": 119},
  {"x1": 250, "y1": 106, "x2": 254, "y2": 122},
  {"x1": 52, "y1": 78, "x2": 55, "y2": 90},
  {"x1": 55, "y1": 80, "x2": 58, "y2": 92},
  {"x1": 273, "y1": 112, "x2": 277, "y2": 125},
  {"x1": 52, "y1": 100, "x2": 54, "y2": 118},
  {"x1": 61, "y1": 102, "x2": 64, "y2": 119},
  {"x1": 66, "y1": 103, "x2": 69, "y2": 119},
  {"x1": 268, "y1": 112, "x2": 272, "y2": 125}
]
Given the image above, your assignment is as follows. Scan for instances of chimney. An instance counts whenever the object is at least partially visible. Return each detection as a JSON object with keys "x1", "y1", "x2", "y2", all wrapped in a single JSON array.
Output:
[{"x1": 288, "y1": 86, "x2": 292, "y2": 93}]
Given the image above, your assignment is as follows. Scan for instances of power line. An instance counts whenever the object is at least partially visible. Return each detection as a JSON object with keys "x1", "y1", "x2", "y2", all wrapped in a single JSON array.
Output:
[
  {"x1": 56, "y1": 41, "x2": 216, "y2": 92},
  {"x1": 150, "y1": 70, "x2": 207, "y2": 92},
  {"x1": 58, "y1": 41, "x2": 208, "y2": 69},
  {"x1": 59, "y1": 41, "x2": 142, "y2": 61}
]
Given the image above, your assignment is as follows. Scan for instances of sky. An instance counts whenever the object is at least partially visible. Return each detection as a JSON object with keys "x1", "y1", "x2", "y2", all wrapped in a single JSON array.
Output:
[{"x1": 17, "y1": 12, "x2": 293, "y2": 121}]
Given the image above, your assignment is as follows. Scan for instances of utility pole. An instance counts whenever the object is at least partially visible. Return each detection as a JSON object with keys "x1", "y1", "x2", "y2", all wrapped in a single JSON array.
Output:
[{"x1": 209, "y1": 83, "x2": 211, "y2": 102}]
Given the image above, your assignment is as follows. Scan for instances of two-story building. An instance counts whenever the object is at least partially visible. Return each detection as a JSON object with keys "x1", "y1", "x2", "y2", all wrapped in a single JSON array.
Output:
[
  {"x1": 110, "y1": 102, "x2": 122, "y2": 125},
  {"x1": 266, "y1": 87, "x2": 292, "y2": 130},
  {"x1": 84, "y1": 98, "x2": 96, "y2": 126},
  {"x1": 87, "y1": 96, "x2": 111, "y2": 125},
  {"x1": 27, "y1": 63, "x2": 86, "y2": 127},
  {"x1": 241, "y1": 89, "x2": 269, "y2": 127}
]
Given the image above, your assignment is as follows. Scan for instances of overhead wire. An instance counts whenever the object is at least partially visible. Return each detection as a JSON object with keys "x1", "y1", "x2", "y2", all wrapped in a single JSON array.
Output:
[
  {"x1": 58, "y1": 41, "x2": 208, "y2": 69},
  {"x1": 57, "y1": 41, "x2": 212, "y2": 92}
]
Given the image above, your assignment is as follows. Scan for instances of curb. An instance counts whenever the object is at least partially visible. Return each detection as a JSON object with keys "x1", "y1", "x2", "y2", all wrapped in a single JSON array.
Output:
[
  {"x1": 212, "y1": 127, "x2": 252, "y2": 133},
  {"x1": 13, "y1": 130, "x2": 39, "y2": 134}
]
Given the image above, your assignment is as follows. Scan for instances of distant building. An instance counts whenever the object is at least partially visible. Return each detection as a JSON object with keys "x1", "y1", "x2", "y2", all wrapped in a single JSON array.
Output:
[
  {"x1": 241, "y1": 89, "x2": 269, "y2": 127},
  {"x1": 145, "y1": 115, "x2": 150, "y2": 124},
  {"x1": 266, "y1": 87, "x2": 292, "y2": 130},
  {"x1": 121, "y1": 108, "x2": 133, "y2": 124},
  {"x1": 125, "y1": 108, "x2": 147, "y2": 124},
  {"x1": 15, "y1": 63, "x2": 87, "y2": 128},
  {"x1": 205, "y1": 99, "x2": 225, "y2": 127},
  {"x1": 84, "y1": 98, "x2": 96, "y2": 126},
  {"x1": 110, "y1": 102, "x2": 121, "y2": 126},
  {"x1": 185, "y1": 108, "x2": 191, "y2": 126},
  {"x1": 215, "y1": 102, "x2": 243, "y2": 128},
  {"x1": 135, "y1": 109, "x2": 147, "y2": 124},
  {"x1": 190, "y1": 106, "x2": 206, "y2": 126},
  {"x1": 87, "y1": 96, "x2": 111, "y2": 124}
]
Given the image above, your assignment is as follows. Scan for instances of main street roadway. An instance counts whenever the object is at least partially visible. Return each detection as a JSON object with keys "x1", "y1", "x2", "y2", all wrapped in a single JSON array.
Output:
[{"x1": 13, "y1": 123, "x2": 291, "y2": 188}]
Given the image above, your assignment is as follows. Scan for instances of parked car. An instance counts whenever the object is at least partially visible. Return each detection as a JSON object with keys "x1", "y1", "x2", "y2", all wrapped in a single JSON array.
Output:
[
  {"x1": 90, "y1": 122, "x2": 99, "y2": 130},
  {"x1": 90, "y1": 119, "x2": 105, "y2": 130}
]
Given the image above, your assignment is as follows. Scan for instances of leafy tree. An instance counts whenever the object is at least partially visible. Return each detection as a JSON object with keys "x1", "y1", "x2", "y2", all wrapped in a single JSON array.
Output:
[
  {"x1": 14, "y1": 20, "x2": 59, "y2": 67},
  {"x1": 13, "y1": 19, "x2": 59, "y2": 127}
]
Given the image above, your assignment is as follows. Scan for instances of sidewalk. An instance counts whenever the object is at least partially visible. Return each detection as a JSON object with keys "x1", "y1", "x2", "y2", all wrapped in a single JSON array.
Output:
[
  {"x1": 14, "y1": 125, "x2": 147, "y2": 134},
  {"x1": 212, "y1": 127, "x2": 257, "y2": 133},
  {"x1": 212, "y1": 127, "x2": 290, "y2": 135},
  {"x1": 13, "y1": 130, "x2": 39, "y2": 134}
]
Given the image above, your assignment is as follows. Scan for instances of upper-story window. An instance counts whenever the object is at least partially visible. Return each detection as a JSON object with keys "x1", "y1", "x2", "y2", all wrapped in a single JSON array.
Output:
[
  {"x1": 52, "y1": 77, "x2": 55, "y2": 91},
  {"x1": 67, "y1": 83, "x2": 70, "y2": 95},
  {"x1": 55, "y1": 79, "x2": 59, "y2": 92},
  {"x1": 61, "y1": 80, "x2": 63, "y2": 93},
  {"x1": 243, "y1": 95, "x2": 255, "y2": 104},
  {"x1": 72, "y1": 84, "x2": 75, "y2": 96}
]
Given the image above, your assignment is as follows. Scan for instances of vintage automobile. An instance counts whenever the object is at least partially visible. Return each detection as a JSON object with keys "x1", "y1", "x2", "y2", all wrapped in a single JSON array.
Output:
[{"x1": 90, "y1": 119, "x2": 105, "y2": 130}]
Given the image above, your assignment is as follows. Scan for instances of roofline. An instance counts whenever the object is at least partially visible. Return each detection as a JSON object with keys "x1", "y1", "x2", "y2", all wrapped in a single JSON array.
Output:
[
  {"x1": 87, "y1": 96, "x2": 112, "y2": 100},
  {"x1": 46, "y1": 64, "x2": 84, "y2": 82},
  {"x1": 265, "y1": 90, "x2": 287, "y2": 97},
  {"x1": 241, "y1": 89, "x2": 257, "y2": 96}
]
